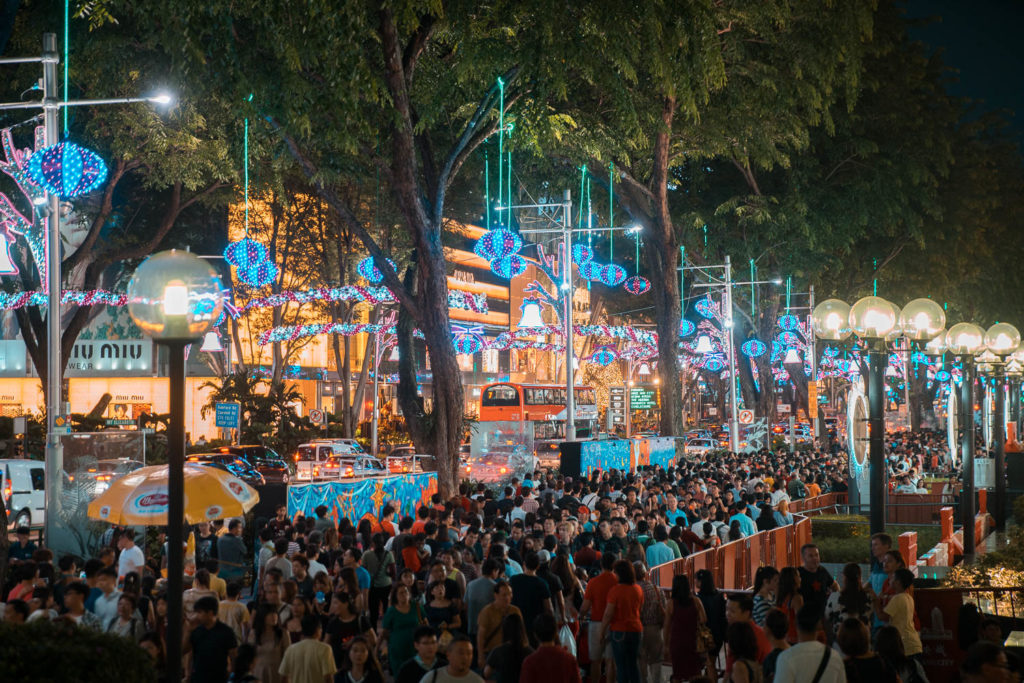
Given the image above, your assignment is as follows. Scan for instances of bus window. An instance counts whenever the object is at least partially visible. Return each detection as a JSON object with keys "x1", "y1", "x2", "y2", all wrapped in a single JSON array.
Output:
[
  {"x1": 482, "y1": 385, "x2": 520, "y2": 407},
  {"x1": 525, "y1": 388, "x2": 554, "y2": 405},
  {"x1": 577, "y1": 389, "x2": 596, "y2": 405}
]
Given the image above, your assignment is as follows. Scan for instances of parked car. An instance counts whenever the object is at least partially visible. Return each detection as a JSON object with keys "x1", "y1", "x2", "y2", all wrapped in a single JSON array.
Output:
[
  {"x1": 79, "y1": 458, "x2": 145, "y2": 495},
  {"x1": 294, "y1": 440, "x2": 370, "y2": 481},
  {"x1": 386, "y1": 453, "x2": 436, "y2": 474},
  {"x1": 1, "y1": 459, "x2": 45, "y2": 529},
  {"x1": 386, "y1": 445, "x2": 416, "y2": 459},
  {"x1": 684, "y1": 438, "x2": 716, "y2": 458},
  {"x1": 186, "y1": 453, "x2": 266, "y2": 488},
  {"x1": 213, "y1": 445, "x2": 290, "y2": 484},
  {"x1": 332, "y1": 454, "x2": 387, "y2": 479}
]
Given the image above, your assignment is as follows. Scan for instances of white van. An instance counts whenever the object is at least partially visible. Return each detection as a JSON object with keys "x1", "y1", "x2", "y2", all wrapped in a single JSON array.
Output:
[{"x1": 1, "y1": 459, "x2": 46, "y2": 529}]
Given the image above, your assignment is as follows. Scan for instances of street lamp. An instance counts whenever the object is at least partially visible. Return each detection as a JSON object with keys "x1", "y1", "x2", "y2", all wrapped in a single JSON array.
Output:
[
  {"x1": 945, "y1": 322, "x2": 986, "y2": 559},
  {"x1": 126, "y1": 250, "x2": 223, "y2": 683},
  {"x1": 981, "y1": 323, "x2": 1021, "y2": 531}
]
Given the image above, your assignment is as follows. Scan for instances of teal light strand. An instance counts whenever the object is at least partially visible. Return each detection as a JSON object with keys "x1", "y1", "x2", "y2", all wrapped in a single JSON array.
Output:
[
  {"x1": 507, "y1": 150, "x2": 512, "y2": 228},
  {"x1": 244, "y1": 117, "x2": 249, "y2": 236},
  {"x1": 608, "y1": 163, "x2": 614, "y2": 262},
  {"x1": 750, "y1": 259, "x2": 756, "y2": 317},
  {"x1": 786, "y1": 276, "x2": 792, "y2": 312},
  {"x1": 484, "y1": 150, "x2": 490, "y2": 229},
  {"x1": 873, "y1": 258, "x2": 878, "y2": 296},
  {"x1": 497, "y1": 78, "x2": 504, "y2": 225},
  {"x1": 578, "y1": 165, "x2": 586, "y2": 229},
  {"x1": 63, "y1": 0, "x2": 69, "y2": 134},
  {"x1": 635, "y1": 231, "x2": 640, "y2": 275}
]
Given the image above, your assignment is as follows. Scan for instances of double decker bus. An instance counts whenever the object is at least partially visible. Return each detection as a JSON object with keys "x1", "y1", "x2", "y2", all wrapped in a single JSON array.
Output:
[{"x1": 477, "y1": 383, "x2": 599, "y2": 468}]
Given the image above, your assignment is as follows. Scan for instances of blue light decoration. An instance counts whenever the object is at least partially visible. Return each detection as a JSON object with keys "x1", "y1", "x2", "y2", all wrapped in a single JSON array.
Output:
[
  {"x1": 589, "y1": 345, "x2": 618, "y2": 366},
  {"x1": 704, "y1": 354, "x2": 726, "y2": 373},
  {"x1": 679, "y1": 319, "x2": 695, "y2": 337},
  {"x1": 822, "y1": 346, "x2": 840, "y2": 358},
  {"x1": 579, "y1": 261, "x2": 601, "y2": 280},
  {"x1": 777, "y1": 314, "x2": 801, "y2": 331},
  {"x1": 572, "y1": 244, "x2": 593, "y2": 265},
  {"x1": 224, "y1": 237, "x2": 269, "y2": 269},
  {"x1": 694, "y1": 295, "x2": 717, "y2": 319},
  {"x1": 935, "y1": 370, "x2": 951, "y2": 382},
  {"x1": 239, "y1": 259, "x2": 279, "y2": 288},
  {"x1": 777, "y1": 330, "x2": 801, "y2": 346},
  {"x1": 598, "y1": 264, "x2": 627, "y2": 286},
  {"x1": 453, "y1": 333, "x2": 483, "y2": 355},
  {"x1": 474, "y1": 228, "x2": 522, "y2": 261},
  {"x1": 26, "y1": 141, "x2": 108, "y2": 199},
  {"x1": 356, "y1": 256, "x2": 397, "y2": 284},
  {"x1": 490, "y1": 254, "x2": 527, "y2": 279},
  {"x1": 910, "y1": 351, "x2": 927, "y2": 364},
  {"x1": 740, "y1": 338, "x2": 768, "y2": 358},
  {"x1": 623, "y1": 275, "x2": 650, "y2": 295}
]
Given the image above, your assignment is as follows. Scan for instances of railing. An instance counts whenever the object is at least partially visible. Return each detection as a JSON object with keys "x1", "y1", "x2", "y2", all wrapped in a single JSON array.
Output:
[{"x1": 649, "y1": 492, "x2": 842, "y2": 591}]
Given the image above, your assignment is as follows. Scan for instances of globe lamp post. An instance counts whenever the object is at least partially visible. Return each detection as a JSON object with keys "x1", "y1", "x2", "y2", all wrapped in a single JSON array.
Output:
[
  {"x1": 982, "y1": 323, "x2": 1021, "y2": 530},
  {"x1": 126, "y1": 250, "x2": 224, "y2": 683},
  {"x1": 945, "y1": 322, "x2": 986, "y2": 560}
]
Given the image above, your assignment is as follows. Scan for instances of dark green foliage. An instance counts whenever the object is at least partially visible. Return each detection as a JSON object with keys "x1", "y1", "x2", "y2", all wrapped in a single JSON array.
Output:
[{"x1": 0, "y1": 620, "x2": 155, "y2": 683}]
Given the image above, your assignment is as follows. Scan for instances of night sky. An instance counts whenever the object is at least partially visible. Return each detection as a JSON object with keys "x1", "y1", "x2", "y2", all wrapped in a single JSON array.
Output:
[{"x1": 905, "y1": 0, "x2": 1024, "y2": 142}]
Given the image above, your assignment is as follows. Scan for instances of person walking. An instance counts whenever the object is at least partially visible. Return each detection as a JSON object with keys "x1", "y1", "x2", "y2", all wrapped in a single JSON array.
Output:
[
  {"x1": 600, "y1": 560, "x2": 644, "y2": 683},
  {"x1": 663, "y1": 574, "x2": 706, "y2": 683},
  {"x1": 380, "y1": 584, "x2": 426, "y2": 676},
  {"x1": 635, "y1": 563, "x2": 666, "y2": 683},
  {"x1": 772, "y1": 605, "x2": 846, "y2": 683},
  {"x1": 277, "y1": 615, "x2": 337, "y2": 683},
  {"x1": 519, "y1": 613, "x2": 582, "y2": 683},
  {"x1": 361, "y1": 533, "x2": 394, "y2": 625},
  {"x1": 483, "y1": 612, "x2": 532, "y2": 683},
  {"x1": 247, "y1": 604, "x2": 290, "y2": 683}
]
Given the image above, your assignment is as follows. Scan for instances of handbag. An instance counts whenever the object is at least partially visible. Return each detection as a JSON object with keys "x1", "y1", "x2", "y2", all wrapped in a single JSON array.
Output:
[{"x1": 695, "y1": 624, "x2": 715, "y2": 654}]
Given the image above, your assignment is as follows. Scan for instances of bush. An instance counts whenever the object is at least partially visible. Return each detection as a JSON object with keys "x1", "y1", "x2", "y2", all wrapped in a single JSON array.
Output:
[
  {"x1": 0, "y1": 620, "x2": 155, "y2": 682},
  {"x1": 944, "y1": 494, "x2": 1024, "y2": 588},
  {"x1": 811, "y1": 515, "x2": 943, "y2": 565}
]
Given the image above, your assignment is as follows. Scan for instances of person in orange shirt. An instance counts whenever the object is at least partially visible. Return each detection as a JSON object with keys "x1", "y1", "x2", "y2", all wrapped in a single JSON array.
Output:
[
  {"x1": 600, "y1": 560, "x2": 644, "y2": 683},
  {"x1": 411, "y1": 506, "x2": 431, "y2": 534},
  {"x1": 581, "y1": 553, "x2": 619, "y2": 683},
  {"x1": 401, "y1": 533, "x2": 428, "y2": 574}
]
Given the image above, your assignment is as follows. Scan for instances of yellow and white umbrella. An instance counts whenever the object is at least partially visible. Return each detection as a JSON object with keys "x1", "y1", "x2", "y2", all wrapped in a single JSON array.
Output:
[{"x1": 87, "y1": 463, "x2": 259, "y2": 525}]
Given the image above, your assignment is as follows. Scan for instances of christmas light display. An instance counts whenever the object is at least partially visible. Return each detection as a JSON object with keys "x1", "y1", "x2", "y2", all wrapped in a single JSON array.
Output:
[
  {"x1": 578, "y1": 261, "x2": 601, "y2": 280},
  {"x1": 623, "y1": 276, "x2": 650, "y2": 295},
  {"x1": 239, "y1": 287, "x2": 486, "y2": 313},
  {"x1": 224, "y1": 237, "x2": 269, "y2": 269},
  {"x1": 598, "y1": 264, "x2": 627, "y2": 287},
  {"x1": 453, "y1": 332, "x2": 484, "y2": 355},
  {"x1": 935, "y1": 370, "x2": 951, "y2": 382},
  {"x1": 694, "y1": 295, "x2": 718, "y2": 319},
  {"x1": 474, "y1": 228, "x2": 523, "y2": 261},
  {"x1": 490, "y1": 254, "x2": 527, "y2": 279},
  {"x1": 777, "y1": 314, "x2": 801, "y2": 331},
  {"x1": 356, "y1": 256, "x2": 397, "y2": 284},
  {"x1": 679, "y1": 319, "x2": 696, "y2": 337},
  {"x1": 239, "y1": 259, "x2": 279, "y2": 288},
  {"x1": 588, "y1": 345, "x2": 618, "y2": 366},
  {"x1": 571, "y1": 244, "x2": 593, "y2": 265},
  {"x1": 777, "y1": 331, "x2": 802, "y2": 347},
  {"x1": 703, "y1": 354, "x2": 726, "y2": 373},
  {"x1": 910, "y1": 351, "x2": 927, "y2": 364},
  {"x1": 1, "y1": 127, "x2": 48, "y2": 286},
  {"x1": 740, "y1": 338, "x2": 768, "y2": 358},
  {"x1": 26, "y1": 141, "x2": 108, "y2": 199}
]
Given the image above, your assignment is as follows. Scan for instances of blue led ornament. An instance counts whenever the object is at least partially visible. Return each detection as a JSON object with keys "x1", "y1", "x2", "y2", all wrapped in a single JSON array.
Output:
[
  {"x1": 704, "y1": 354, "x2": 726, "y2": 373},
  {"x1": 453, "y1": 334, "x2": 483, "y2": 355},
  {"x1": 623, "y1": 276, "x2": 650, "y2": 295},
  {"x1": 777, "y1": 331, "x2": 801, "y2": 346},
  {"x1": 935, "y1": 370, "x2": 951, "y2": 382},
  {"x1": 26, "y1": 141, "x2": 108, "y2": 199},
  {"x1": 474, "y1": 229, "x2": 522, "y2": 261},
  {"x1": 589, "y1": 345, "x2": 618, "y2": 366},
  {"x1": 777, "y1": 314, "x2": 801, "y2": 331},
  {"x1": 224, "y1": 237, "x2": 269, "y2": 269},
  {"x1": 822, "y1": 346, "x2": 839, "y2": 358},
  {"x1": 572, "y1": 244, "x2": 593, "y2": 265},
  {"x1": 356, "y1": 256, "x2": 396, "y2": 284},
  {"x1": 694, "y1": 296, "x2": 716, "y2": 319},
  {"x1": 598, "y1": 264, "x2": 627, "y2": 287},
  {"x1": 240, "y1": 259, "x2": 279, "y2": 287},
  {"x1": 578, "y1": 261, "x2": 601, "y2": 280},
  {"x1": 741, "y1": 338, "x2": 768, "y2": 358},
  {"x1": 679, "y1": 319, "x2": 695, "y2": 337},
  {"x1": 911, "y1": 351, "x2": 927, "y2": 364},
  {"x1": 490, "y1": 255, "x2": 527, "y2": 279}
]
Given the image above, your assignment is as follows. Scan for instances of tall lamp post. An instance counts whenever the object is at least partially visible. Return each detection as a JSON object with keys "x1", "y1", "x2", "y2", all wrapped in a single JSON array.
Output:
[
  {"x1": 812, "y1": 296, "x2": 944, "y2": 534},
  {"x1": 979, "y1": 323, "x2": 1021, "y2": 531},
  {"x1": 126, "y1": 251, "x2": 224, "y2": 683}
]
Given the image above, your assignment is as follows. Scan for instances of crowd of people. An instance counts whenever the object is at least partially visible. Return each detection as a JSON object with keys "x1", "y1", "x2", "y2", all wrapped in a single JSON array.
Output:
[{"x1": 1, "y1": 436, "x2": 1016, "y2": 683}]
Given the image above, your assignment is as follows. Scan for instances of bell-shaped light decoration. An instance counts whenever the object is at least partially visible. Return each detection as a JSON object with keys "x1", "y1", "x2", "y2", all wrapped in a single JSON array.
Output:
[
  {"x1": 849, "y1": 296, "x2": 899, "y2": 339},
  {"x1": 694, "y1": 335, "x2": 714, "y2": 354},
  {"x1": 637, "y1": 362, "x2": 652, "y2": 376},
  {"x1": 783, "y1": 348, "x2": 801, "y2": 365},
  {"x1": 984, "y1": 322, "x2": 1021, "y2": 356},
  {"x1": 811, "y1": 299, "x2": 852, "y2": 341},
  {"x1": 899, "y1": 298, "x2": 946, "y2": 341},
  {"x1": 199, "y1": 330, "x2": 224, "y2": 352},
  {"x1": 945, "y1": 322, "x2": 986, "y2": 357},
  {"x1": 518, "y1": 298, "x2": 545, "y2": 328}
]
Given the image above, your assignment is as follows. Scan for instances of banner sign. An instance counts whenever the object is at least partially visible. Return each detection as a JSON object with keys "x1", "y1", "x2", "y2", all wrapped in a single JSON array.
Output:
[{"x1": 287, "y1": 472, "x2": 437, "y2": 526}]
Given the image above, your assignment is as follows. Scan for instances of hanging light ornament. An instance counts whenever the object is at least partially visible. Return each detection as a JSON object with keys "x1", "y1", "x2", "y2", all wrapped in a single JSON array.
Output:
[
  {"x1": 777, "y1": 331, "x2": 801, "y2": 347},
  {"x1": 935, "y1": 369, "x2": 951, "y2": 382},
  {"x1": 777, "y1": 314, "x2": 801, "y2": 331},
  {"x1": 704, "y1": 354, "x2": 726, "y2": 373},
  {"x1": 694, "y1": 335, "x2": 715, "y2": 354},
  {"x1": 26, "y1": 141, "x2": 108, "y2": 199},
  {"x1": 589, "y1": 345, "x2": 618, "y2": 366},
  {"x1": 741, "y1": 338, "x2": 768, "y2": 358},
  {"x1": 224, "y1": 237, "x2": 268, "y2": 269},
  {"x1": 679, "y1": 319, "x2": 695, "y2": 337},
  {"x1": 694, "y1": 295, "x2": 717, "y2": 319},
  {"x1": 474, "y1": 228, "x2": 523, "y2": 261},
  {"x1": 598, "y1": 264, "x2": 627, "y2": 287},
  {"x1": 239, "y1": 259, "x2": 279, "y2": 288},
  {"x1": 579, "y1": 261, "x2": 602, "y2": 280},
  {"x1": 356, "y1": 256, "x2": 397, "y2": 284},
  {"x1": 572, "y1": 244, "x2": 593, "y2": 265},
  {"x1": 453, "y1": 333, "x2": 484, "y2": 355},
  {"x1": 623, "y1": 276, "x2": 650, "y2": 296},
  {"x1": 490, "y1": 255, "x2": 527, "y2": 279}
]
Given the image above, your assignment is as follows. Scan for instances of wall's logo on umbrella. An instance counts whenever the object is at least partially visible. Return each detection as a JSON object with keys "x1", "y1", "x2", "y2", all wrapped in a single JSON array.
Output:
[
  {"x1": 226, "y1": 480, "x2": 252, "y2": 501},
  {"x1": 132, "y1": 492, "x2": 169, "y2": 515},
  {"x1": 98, "y1": 505, "x2": 111, "y2": 519},
  {"x1": 205, "y1": 505, "x2": 223, "y2": 520}
]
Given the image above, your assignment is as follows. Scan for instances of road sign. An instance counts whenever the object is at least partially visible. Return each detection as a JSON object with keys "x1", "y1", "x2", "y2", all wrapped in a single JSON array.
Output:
[
  {"x1": 140, "y1": 428, "x2": 155, "y2": 435},
  {"x1": 13, "y1": 416, "x2": 26, "y2": 435},
  {"x1": 630, "y1": 387, "x2": 658, "y2": 410},
  {"x1": 215, "y1": 402, "x2": 241, "y2": 429},
  {"x1": 608, "y1": 387, "x2": 626, "y2": 430},
  {"x1": 738, "y1": 409, "x2": 754, "y2": 425},
  {"x1": 105, "y1": 418, "x2": 134, "y2": 426},
  {"x1": 53, "y1": 415, "x2": 71, "y2": 434},
  {"x1": 778, "y1": 403, "x2": 791, "y2": 414},
  {"x1": 309, "y1": 409, "x2": 326, "y2": 426}
]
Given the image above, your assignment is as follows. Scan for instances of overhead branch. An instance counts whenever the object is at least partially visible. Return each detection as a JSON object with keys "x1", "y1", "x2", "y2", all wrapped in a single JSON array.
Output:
[
  {"x1": 402, "y1": 15, "x2": 437, "y2": 89},
  {"x1": 63, "y1": 157, "x2": 139, "y2": 273}
]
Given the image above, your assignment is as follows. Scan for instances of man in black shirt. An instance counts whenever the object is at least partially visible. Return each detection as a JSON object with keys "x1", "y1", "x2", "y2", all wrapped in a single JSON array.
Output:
[
  {"x1": 395, "y1": 625, "x2": 447, "y2": 683},
  {"x1": 508, "y1": 551, "x2": 552, "y2": 646},
  {"x1": 796, "y1": 543, "x2": 838, "y2": 620},
  {"x1": 185, "y1": 596, "x2": 237, "y2": 683}
]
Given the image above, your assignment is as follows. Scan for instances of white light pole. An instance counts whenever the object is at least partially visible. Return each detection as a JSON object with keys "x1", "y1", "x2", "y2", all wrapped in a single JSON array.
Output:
[{"x1": 0, "y1": 33, "x2": 171, "y2": 545}]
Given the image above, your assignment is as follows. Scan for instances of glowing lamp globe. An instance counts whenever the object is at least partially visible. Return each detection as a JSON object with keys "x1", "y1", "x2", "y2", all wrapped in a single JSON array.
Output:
[
  {"x1": 518, "y1": 299, "x2": 545, "y2": 328},
  {"x1": 945, "y1": 322, "x2": 985, "y2": 356},
  {"x1": 984, "y1": 322, "x2": 1021, "y2": 356},
  {"x1": 127, "y1": 250, "x2": 224, "y2": 342},
  {"x1": 899, "y1": 298, "x2": 946, "y2": 340},
  {"x1": 849, "y1": 296, "x2": 899, "y2": 339},
  {"x1": 26, "y1": 141, "x2": 109, "y2": 199},
  {"x1": 923, "y1": 333, "x2": 947, "y2": 357},
  {"x1": 811, "y1": 299, "x2": 852, "y2": 341}
]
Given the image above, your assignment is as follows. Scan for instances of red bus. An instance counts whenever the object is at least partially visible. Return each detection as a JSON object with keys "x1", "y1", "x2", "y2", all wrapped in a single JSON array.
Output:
[{"x1": 478, "y1": 383, "x2": 598, "y2": 460}]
